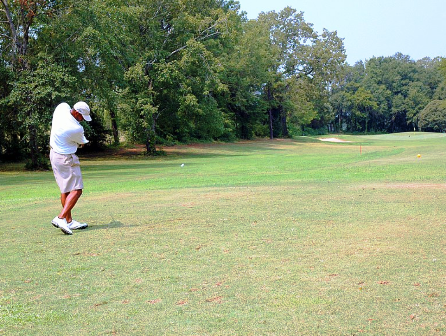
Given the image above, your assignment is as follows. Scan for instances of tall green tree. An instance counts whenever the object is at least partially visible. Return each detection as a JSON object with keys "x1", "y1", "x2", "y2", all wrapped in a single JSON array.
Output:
[
  {"x1": 431, "y1": 57, "x2": 446, "y2": 100},
  {"x1": 350, "y1": 87, "x2": 378, "y2": 132},
  {"x1": 256, "y1": 7, "x2": 346, "y2": 138},
  {"x1": 336, "y1": 54, "x2": 441, "y2": 133},
  {"x1": 119, "y1": 0, "x2": 240, "y2": 153},
  {"x1": 418, "y1": 100, "x2": 446, "y2": 131},
  {"x1": 0, "y1": 0, "x2": 72, "y2": 168},
  {"x1": 218, "y1": 16, "x2": 277, "y2": 139},
  {"x1": 4, "y1": 57, "x2": 75, "y2": 168},
  {"x1": 38, "y1": 0, "x2": 136, "y2": 145},
  {"x1": 0, "y1": 61, "x2": 15, "y2": 160}
]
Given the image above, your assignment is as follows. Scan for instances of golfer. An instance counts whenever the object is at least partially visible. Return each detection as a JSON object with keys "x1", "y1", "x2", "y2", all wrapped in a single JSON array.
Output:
[{"x1": 49, "y1": 101, "x2": 91, "y2": 235}]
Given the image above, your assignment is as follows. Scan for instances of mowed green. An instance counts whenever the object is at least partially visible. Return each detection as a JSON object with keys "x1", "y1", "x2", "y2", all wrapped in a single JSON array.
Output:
[{"x1": 1, "y1": 132, "x2": 446, "y2": 335}]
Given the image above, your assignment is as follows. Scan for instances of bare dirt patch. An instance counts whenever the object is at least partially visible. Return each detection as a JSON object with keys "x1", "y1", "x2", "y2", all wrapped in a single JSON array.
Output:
[
  {"x1": 374, "y1": 183, "x2": 446, "y2": 190},
  {"x1": 79, "y1": 145, "x2": 146, "y2": 159},
  {"x1": 350, "y1": 183, "x2": 446, "y2": 190}
]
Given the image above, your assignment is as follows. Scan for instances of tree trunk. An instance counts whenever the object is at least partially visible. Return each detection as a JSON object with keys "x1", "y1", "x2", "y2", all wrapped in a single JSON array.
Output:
[
  {"x1": 267, "y1": 84, "x2": 274, "y2": 139},
  {"x1": 108, "y1": 109, "x2": 120, "y2": 145},
  {"x1": 281, "y1": 108, "x2": 289, "y2": 137},
  {"x1": 28, "y1": 123, "x2": 39, "y2": 169},
  {"x1": 146, "y1": 113, "x2": 158, "y2": 155},
  {"x1": 339, "y1": 109, "x2": 343, "y2": 132},
  {"x1": 1, "y1": 0, "x2": 17, "y2": 65},
  {"x1": 268, "y1": 109, "x2": 273, "y2": 139},
  {"x1": 1, "y1": 0, "x2": 33, "y2": 70}
]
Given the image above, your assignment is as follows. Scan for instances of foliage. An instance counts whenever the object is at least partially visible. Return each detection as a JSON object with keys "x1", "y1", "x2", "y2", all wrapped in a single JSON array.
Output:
[
  {"x1": 0, "y1": 0, "x2": 445, "y2": 164},
  {"x1": 2, "y1": 56, "x2": 75, "y2": 169},
  {"x1": 218, "y1": 17, "x2": 276, "y2": 139},
  {"x1": 116, "y1": 0, "x2": 240, "y2": 152},
  {"x1": 255, "y1": 7, "x2": 346, "y2": 138},
  {"x1": 0, "y1": 61, "x2": 16, "y2": 161},
  {"x1": 418, "y1": 100, "x2": 446, "y2": 132},
  {"x1": 331, "y1": 55, "x2": 443, "y2": 133},
  {"x1": 80, "y1": 111, "x2": 111, "y2": 151}
]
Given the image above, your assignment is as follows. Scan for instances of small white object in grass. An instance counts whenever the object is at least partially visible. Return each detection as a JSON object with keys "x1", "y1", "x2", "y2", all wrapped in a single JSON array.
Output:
[{"x1": 181, "y1": 164, "x2": 184, "y2": 167}]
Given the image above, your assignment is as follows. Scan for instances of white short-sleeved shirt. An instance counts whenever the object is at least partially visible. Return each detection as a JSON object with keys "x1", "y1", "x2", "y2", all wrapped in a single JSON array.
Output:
[{"x1": 50, "y1": 103, "x2": 89, "y2": 154}]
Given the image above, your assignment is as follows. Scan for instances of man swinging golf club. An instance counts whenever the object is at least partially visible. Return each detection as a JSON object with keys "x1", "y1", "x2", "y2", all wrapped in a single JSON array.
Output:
[{"x1": 49, "y1": 101, "x2": 91, "y2": 235}]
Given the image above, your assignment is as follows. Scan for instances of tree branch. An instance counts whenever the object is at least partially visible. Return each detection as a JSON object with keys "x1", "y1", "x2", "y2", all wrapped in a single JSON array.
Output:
[
  {"x1": 167, "y1": 29, "x2": 221, "y2": 60},
  {"x1": 197, "y1": 31, "x2": 220, "y2": 41},
  {"x1": 167, "y1": 45, "x2": 187, "y2": 59},
  {"x1": 146, "y1": 17, "x2": 223, "y2": 68},
  {"x1": 1, "y1": 0, "x2": 18, "y2": 61}
]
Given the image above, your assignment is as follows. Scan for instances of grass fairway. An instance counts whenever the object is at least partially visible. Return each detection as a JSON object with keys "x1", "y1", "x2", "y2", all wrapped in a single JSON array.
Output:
[{"x1": 1, "y1": 132, "x2": 446, "y2": 335}]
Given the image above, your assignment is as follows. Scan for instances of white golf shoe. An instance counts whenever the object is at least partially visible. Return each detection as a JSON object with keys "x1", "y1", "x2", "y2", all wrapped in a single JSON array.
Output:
[
  {"x1": 51, "y1": 216, "x2": 73, "y2": 235},
  {"x1": 68, "y1": 219, "x2": 88, "y2": 230}
]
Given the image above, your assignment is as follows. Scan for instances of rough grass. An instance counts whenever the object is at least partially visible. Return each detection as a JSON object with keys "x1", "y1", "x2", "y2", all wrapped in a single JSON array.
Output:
[{"x1": 1, "y1": 132, "x2": 446, "y2": 335}]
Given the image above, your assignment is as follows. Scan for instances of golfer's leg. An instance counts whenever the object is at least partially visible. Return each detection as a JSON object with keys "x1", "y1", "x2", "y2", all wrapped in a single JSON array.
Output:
[
  {"x1": 58, "y1": 189, "x2": 83, "y2": 222},
  {"x1": 60, "y1": 192, "x2": 72, "y2": 222},
  {"x1": 60, "y1": 192, "x2": 69, "y2": 207}
]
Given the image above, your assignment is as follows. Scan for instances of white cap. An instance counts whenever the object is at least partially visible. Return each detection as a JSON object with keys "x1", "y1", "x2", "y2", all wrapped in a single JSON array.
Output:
[{"x1": 73, "y1": 101, "x2": 91, "y2": 121}]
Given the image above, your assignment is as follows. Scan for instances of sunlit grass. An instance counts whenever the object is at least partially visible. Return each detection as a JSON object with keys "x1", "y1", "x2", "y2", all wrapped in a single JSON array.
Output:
[{"x1": 1, "y1": 133, "x2": 446, "y2": 335}]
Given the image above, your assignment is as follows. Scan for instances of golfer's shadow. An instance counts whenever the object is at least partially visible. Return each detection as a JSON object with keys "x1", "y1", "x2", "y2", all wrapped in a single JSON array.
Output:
[{"x1": 86, "y1": 219, "x2": 128, "y2": 231}]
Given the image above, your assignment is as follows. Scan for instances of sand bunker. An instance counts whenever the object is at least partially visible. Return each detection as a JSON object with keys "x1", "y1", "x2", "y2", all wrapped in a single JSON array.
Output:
[{"x1": 319, "y1": 138, "x2": 351, "y2": 143}]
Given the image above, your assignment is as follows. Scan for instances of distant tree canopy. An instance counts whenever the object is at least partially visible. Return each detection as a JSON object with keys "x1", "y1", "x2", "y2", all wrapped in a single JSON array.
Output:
[
  {"x1": 418, "y1": 100, "x2": 446, "y2": 132},
  {"x1": 330, "y1": 54, "x2": 444, "y2": 134},
  {"x1": 0, "y1": 0, "x2": 445, "y2": 168}
]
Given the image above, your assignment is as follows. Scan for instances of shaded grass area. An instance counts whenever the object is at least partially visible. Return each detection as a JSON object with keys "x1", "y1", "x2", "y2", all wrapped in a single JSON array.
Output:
[{"x1": 1, "y1": 133, "x2": 446, "y2": 335}]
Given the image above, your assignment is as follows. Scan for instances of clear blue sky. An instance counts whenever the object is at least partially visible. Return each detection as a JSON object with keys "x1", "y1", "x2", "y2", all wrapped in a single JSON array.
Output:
[{"x1": 237, "y1": 0, "x2": 446, "y2": 64}]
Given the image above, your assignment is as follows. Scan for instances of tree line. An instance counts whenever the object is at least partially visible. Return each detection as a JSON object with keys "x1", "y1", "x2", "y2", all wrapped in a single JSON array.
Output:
[{"x1": 1, "y1": 0, "x2": 445, "y2": 169}]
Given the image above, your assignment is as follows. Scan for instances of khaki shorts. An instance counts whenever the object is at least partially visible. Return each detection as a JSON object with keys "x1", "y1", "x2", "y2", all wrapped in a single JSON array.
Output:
[{"x1": 50, "y1": 149, "x2": 84, "y2": 193}]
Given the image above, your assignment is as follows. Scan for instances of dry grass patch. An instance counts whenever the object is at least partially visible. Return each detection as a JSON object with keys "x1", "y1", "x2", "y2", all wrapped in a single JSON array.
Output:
[{"x1": 2, "y1": 134, "x2": 446, "y2": 335}]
